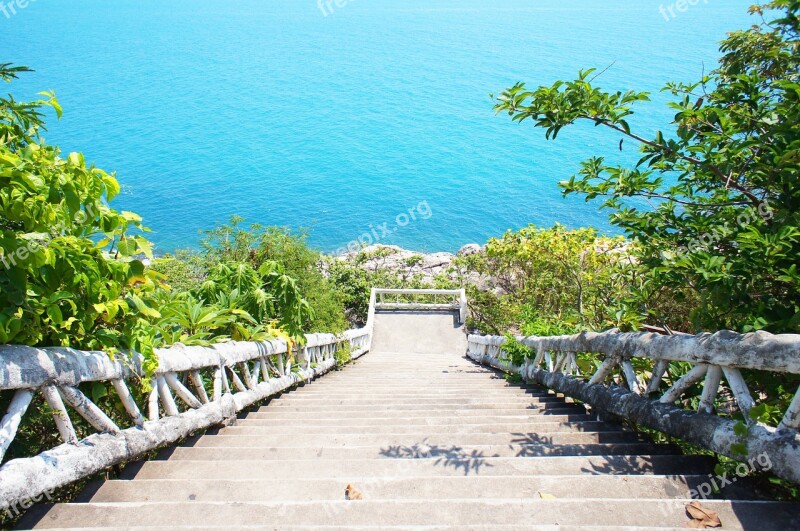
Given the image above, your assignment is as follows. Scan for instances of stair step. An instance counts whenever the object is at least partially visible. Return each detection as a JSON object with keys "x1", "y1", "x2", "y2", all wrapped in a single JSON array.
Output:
[
  {"x1": 266, "y1": 398, "x2": 574, "y2": 406},
  {"x1": 162, "y1": 443, "x2": 680, "y2": 461},
  {"x1": 217, "y1": 421, "x2": 619, "y2": 435},
  {"x1": 189, "y1": 431, "x2": 647, "y2": 447},
  {"x1": 301, "y1": 380, "x2": 547, "y2": 386},
  {"x1": 236, "y1": 414, "x2": 595, "y2": 426},
  {"x1": 20, "y1": 526, "x2": 694, "y2": 531},
  {"x1": 274, "y1": 391, "x2": 556, "y2": 397},
  {"x1": 28, "y1": 499, "x2": 800, "y2": 529},
  {"x1": 257, "y1": 401, "x2": 577, "y2": 414},
  {"x1": 88, "y1": 474, "x2": 711, "y2": 502},
  {"x1": 124, "y1": 455, "x2": 716, "y2": 480},
  {"x1": 245, "y1": 407, "x2": 585, "y2": 419}
]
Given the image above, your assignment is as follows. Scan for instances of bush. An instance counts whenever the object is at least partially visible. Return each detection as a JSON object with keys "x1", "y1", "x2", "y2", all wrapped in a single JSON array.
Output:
[
  {"x1": 161, "y1": 218, "x2": 350, "y2": 335},
  {"x1": 459, "y1": 224, "x2": 696, "y2": 335},
  {"x1": 326, "y1": 246, "x2": 460, "y2": 325}
]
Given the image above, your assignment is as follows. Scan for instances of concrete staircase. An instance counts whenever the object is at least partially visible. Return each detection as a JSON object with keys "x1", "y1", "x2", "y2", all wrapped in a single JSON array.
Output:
[{"x1": 23, "y1": 312, "x2": 800, "y2": 529}]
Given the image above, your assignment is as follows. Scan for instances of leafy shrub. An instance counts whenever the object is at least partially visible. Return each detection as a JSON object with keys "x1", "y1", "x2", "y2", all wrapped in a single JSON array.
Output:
[
  {"x1": 148, "y1": 250, "x2": 204, "y2": 293},
  {"x1": 196, "y1": 219, "x2": 348, "y2": 334},
  {"x1": 500, "y1": 336, "x2": 534, "y2": 367},
  {"x1": 0, "y1": 64, "x2": 159, "y2": 371},
  {"x1": 460, "y1": 224, "x2": 695, "y2": 335}
]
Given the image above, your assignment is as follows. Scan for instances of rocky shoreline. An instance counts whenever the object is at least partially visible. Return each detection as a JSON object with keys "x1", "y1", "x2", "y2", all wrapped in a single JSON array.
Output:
[{"x1": 329, "y1": 243, "x2": 485, "y2": 284}]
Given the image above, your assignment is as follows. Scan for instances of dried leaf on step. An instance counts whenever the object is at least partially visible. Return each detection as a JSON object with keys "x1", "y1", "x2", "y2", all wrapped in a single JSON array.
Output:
[
  {"x1": 538, "y1": 491, "x2": 557, "y2": 499},
  {"x1": 685, "y1": 501, "x2": 721, "y2": 528},
  {"x1": 345, "y1": 483, "x2": 364, "y2": 500}
]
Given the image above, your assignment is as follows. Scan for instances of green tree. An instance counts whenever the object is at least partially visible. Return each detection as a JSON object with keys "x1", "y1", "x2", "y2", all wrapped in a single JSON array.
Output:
[
  {"x1": 494, "y1": 1, "x2": 800, "y2": 333},
  {"x1": 0, "y1": 64, "x2": 157, "y2": 363}
]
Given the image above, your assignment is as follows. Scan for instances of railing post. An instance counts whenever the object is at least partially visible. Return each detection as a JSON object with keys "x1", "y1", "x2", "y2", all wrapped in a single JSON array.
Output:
[{"x1": 459, "y1": 288, "x2": 467, "y2": 325}]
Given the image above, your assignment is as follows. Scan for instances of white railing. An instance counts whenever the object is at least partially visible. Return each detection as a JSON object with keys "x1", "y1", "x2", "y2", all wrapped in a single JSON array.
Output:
[
  {"x1": 372, "y1": 288, "x2": 467, "y2": 324},
  {"x1": 0, "y1": 324, "x2": 372, "y2": 510},
  {"x1": 467, "y1": 330, "x2": 800, "y2": 484}
]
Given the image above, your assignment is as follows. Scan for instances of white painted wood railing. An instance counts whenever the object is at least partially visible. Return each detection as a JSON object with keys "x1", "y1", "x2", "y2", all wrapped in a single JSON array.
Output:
[
  {"x1": 0, "y1": 325, "x2": 372, "y2": 511},
  {"x1": 467, "y1": 330, "x2": 800, "y2": 484},
  {"x1": 373, "y1": 288, "x2": 467, "y2": 324}
]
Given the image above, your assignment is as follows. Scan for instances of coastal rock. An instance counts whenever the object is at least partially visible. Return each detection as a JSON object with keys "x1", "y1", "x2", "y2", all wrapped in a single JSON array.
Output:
[
  {"x1": 457, "y1": 243, "x2": 482, "y2": 257},
  {"x1": 334, "y1": 245, "x2": 457, "y2": 284}
]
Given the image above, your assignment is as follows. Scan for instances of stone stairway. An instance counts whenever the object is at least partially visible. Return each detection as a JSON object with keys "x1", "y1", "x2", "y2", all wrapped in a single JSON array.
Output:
[{"x1": 22, "y1": 312, "x2": 800, "y2": 529}]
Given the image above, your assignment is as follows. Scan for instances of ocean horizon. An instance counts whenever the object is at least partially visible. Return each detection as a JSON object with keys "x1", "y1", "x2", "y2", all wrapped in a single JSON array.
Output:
[{"x1": 2, "y1": 0, "x2": 755, "y2": 254}]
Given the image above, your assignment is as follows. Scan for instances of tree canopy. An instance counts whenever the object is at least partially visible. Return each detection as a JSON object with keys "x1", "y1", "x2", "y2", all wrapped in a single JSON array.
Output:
[{"x1": 494, "y1": 1, "x2": 800, "y2": 333}]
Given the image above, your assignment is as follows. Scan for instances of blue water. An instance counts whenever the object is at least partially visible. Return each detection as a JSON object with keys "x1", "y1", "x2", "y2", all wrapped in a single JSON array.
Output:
[{"x1": 2, "y1": 0, "x2": 755, "y2": 253}]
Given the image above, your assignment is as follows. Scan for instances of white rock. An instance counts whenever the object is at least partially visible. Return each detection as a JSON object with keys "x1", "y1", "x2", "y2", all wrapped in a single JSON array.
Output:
[{"x1": 457, "y1": 244, "x2": 483, "y2": 257}]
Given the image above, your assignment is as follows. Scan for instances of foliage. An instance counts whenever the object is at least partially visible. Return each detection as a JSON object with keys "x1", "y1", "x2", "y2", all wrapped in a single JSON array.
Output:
[
  {"x1": 198, "y1": 219, "x2": 347, "y2": 334},
  {"x1": 334, "y1": 343, "x2": 353, "y2": 366},
  {"x1": 500, "y1": 336, "x2": 534, "y2": 367},
  {"x1": 326, "y1": 246, "x2": 459, "y2": 325},
  {"x1": 494, "y1": 1, "x2": 800, "y2": 333},
  {"x1": 0, "y1": 64, "x2": 160, "y2": 372},
  {"x1": 148, "y1": 250, "x2": 204, "y2": 293},
  {"x1": 459, "y1": 224, "x2": 695, "y2": 335},
  {"x1": 518, "y1": 310, "x2": 581, "y2": 337}
]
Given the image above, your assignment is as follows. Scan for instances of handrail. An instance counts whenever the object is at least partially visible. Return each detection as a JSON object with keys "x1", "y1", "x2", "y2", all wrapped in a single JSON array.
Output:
[
  {"x1": 372, "y1": 288, "x2": 467, "y2": 325},
  {"x1": 467, "y1": 330, "x2": 800, "y2": 484},
  {"x1": 0, "y1": 325, "x2": 372, "y2": 510},
  {"x1": 0, "y1": 286, "x2": 468, "y2": 510},
  {"x1": 366, "y1": 287, "x2": 378, "y2": 336}
]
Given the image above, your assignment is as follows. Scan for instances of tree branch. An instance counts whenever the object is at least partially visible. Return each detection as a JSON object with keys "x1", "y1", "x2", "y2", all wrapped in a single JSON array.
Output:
[{"x1": 586, "y1": 116, "x2": 763, "y2": 206}]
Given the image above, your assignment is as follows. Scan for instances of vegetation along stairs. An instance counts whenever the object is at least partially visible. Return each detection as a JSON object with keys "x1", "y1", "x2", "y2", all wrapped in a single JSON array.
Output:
[{"x1": 12, "y1": 290, "x2": 800, "y2": 529}]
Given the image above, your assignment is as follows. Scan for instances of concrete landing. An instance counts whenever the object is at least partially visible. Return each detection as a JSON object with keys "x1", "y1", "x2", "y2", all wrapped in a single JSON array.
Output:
[{"x1": 370, "y1": 311, "x2": 467, "y2": 355}]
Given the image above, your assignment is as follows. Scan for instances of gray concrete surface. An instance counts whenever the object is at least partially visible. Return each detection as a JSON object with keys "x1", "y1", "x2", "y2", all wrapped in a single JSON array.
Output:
[{"x1": 370, "y1": 311, "x2": 467, "y2": 355}]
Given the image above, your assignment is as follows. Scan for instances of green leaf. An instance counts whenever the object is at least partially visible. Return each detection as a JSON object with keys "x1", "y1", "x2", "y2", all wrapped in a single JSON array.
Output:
[
  {"x1": 116, "y1": 238, "x2": 137, "y2": 257},
  {"x1": 135, "y1": 236, "x2": 153, "y2": 259},
  {"x1": 63, "y1": 182, "x2": 81, "y2": 213},
  {"x1": 731, "y1": 443, "x2": 748, "y2": 456},
  {"x1": 20, "y1": 172, "x2": 44, "y2": 190},
  {"x1": 46, "y1": 304, "x2": 63, "y2": 325},
  {"x1": 91, "y1": 382, "x2": 108, "y2": 403},
  {"x1": 103, "y1": 174, "x2": 121, "y2": 201},
  {"x1": 121, "y1": 211, "x2": 142, "y2": 223},
  {"x1": 67, "y1": 152, "x2": 84, "y2": 166}
]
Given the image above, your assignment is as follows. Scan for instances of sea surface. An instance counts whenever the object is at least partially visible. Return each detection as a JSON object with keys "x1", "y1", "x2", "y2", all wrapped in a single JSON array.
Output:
[{"x1": 2, "y1": 0, "x2": 755, "y2": 253}]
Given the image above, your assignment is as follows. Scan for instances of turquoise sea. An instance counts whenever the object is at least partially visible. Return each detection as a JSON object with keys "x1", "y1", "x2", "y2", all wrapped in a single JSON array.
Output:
[{"x1": 2, "y1": 0, "x2": 754, "y2": 253}]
